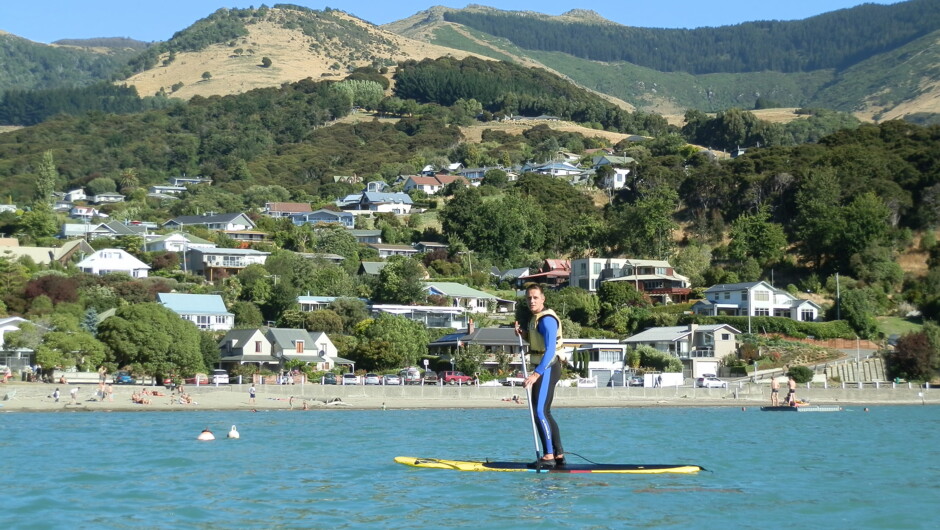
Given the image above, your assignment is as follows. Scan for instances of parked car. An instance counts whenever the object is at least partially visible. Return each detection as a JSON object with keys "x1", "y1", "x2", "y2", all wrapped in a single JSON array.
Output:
[
  {"x1": 342, "y1": 373, "x2": 359, "y2": 385},
  {"x1": 210, "y1": 369, "x2": 229, "y2": 384},
  {"x1": 696, "y1": 376, "x2": 728, "y2": 388},
  {"x1": 113, "y1": 371, "x2": 135, "y2": 385},
  {"x1": 364, "y1": 373, "x2": 382, "y2": 385},
  {"x1": 400, "y1": 369, "x2": 422, "y2": 385},
  {"x1": 422, "y1": 371, "x2": 440, "y2": 385},
  {"x1": 184, "y1": 373, "x2": 210, "y2": 385},
  {"x1": 440, "y1": 371, "x2": 473, "y2": 385},
  {"x1": 323, "y1": 373, "x2": 338, "y2": 385},
  {"x1": 383, "y1": 374, "x2": 402, "y2": 386}
]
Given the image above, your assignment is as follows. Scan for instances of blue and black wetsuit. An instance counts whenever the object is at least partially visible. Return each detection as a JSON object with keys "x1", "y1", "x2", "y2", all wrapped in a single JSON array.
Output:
[{"x1": 530, "y1": 313, "x2": 563, "y2": 458}]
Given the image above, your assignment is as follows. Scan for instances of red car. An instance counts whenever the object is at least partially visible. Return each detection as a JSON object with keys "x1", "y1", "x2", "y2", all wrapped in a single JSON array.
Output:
[{"x1": 439, "y1": 371, "x2": 473, "y2": 385}]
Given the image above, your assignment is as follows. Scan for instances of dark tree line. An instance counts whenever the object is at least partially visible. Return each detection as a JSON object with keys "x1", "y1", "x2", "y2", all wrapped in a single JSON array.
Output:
[
  {"x1": 0, "y1": 83, "x2": 172, "y2": 126},
  {"x1": 444, "y1": 0, "x2": 940, "y2": 74},
  {"x1": 393, "y1": 57, "x2": 670, "y2": 136}
]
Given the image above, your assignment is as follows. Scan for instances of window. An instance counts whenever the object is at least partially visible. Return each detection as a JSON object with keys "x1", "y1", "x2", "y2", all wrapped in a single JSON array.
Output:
[
  {"x1": 598, "y1": 349, "x2": 621, "y2": 363},
  {"x1": 579, "y1": 279, "x2": 589, "y2": 290},
  {"x1": 216, "y1": 315, "x2": 227, "y2": 324},
  {"x1": 593, "y1": 262, "x2": 602, "y2": 274},
  {"x1": 723, "y1": 291, "x2": 731, "y2": 300},
  {"x1": 580, "y1": 262, "x2": 587, "y2": 274},
  {"x1": 754, "y1": 291, "x2": 770, "y2": 302},
  {"x1": 655, "y1": 267, "x2": 667, "y2": 275},
  {"x1": 754, "y1": 308, "x2": 770, "y2": 316},
  {"x1": 295, "y1": 340, "x2": 304, "y2": 353},
  {"x1": 255, "y1": 341, "x2": 262, "y2": 353},
  {"x1": 721, "y1": 333, "x2": 731, "y2": 341},
  {"x1": 591, "y1": 279, "x2": 598, "y2": 290},
  {"x1": 740, "y1": 290, "x2": 748, "y2": 299},
  {"x1": 801, "y1": 309, "x2": 815, "y2": 322}
]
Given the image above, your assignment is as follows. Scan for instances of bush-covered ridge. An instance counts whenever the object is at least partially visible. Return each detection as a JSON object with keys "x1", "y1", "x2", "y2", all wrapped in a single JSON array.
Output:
[{"x1": 443, "y1": 0, "x2": 940, "y2": 75}]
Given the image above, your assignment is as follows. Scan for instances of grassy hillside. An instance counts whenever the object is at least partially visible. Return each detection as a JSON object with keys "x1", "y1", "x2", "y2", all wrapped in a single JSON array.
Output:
[{"x1": 388, "y1": 2, "x2": 940, "y2": 120}]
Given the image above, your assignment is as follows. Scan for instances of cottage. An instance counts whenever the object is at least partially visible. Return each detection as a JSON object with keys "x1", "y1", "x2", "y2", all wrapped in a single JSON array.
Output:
[
  {"x1": 422, "y1": 282, "x2": 515, "y2": 314},
  {"x1": 264, "y1": 202, "x2": 312, "y2": 218},
  {"x1": 163, "y1": 212, "x2": 255, "y2": 232},
  {"x1": 292, "y1": 209, "x2": 354, "y2": 228},
  {"x1": 158, "y1": 293, "x2": 234, "y2": 331}
]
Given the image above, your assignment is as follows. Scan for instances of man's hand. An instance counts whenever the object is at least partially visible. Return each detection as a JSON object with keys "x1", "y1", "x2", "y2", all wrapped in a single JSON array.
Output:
[{"x1": 523, "y1": 371, "x2": 540, "y2": 389}]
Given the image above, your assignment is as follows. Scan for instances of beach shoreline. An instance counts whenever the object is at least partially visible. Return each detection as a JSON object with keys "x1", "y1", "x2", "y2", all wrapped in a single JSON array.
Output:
[{"x1": 1, "y1": 381, "x2": 934, "y2": 412}]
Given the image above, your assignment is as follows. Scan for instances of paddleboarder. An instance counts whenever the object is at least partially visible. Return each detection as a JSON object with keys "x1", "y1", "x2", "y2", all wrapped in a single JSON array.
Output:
[{"x1": 516, "y1": 284, "x2": 565, "y2": 468}]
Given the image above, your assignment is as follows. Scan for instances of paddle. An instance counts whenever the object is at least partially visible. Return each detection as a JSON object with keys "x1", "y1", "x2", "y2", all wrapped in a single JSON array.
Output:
[{"x1": 516, "y1": 321, "x2": 544, "y2": 471}]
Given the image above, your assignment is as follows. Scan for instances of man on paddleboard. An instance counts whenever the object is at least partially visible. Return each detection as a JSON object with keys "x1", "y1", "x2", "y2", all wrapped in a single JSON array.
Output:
[{"x1": 516, "y1": 284, "x2": 566, "y2": 468}]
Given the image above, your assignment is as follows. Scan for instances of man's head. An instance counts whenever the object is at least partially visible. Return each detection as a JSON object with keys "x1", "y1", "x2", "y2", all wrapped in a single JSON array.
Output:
[{"x1": 525, "y1": 284, "x2": 546, "y2": 314}]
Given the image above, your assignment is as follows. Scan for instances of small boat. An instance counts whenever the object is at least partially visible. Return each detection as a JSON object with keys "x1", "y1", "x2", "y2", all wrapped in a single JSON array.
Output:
[{"x1": 760, "y1": 405, "x2": 843, "y2": 412}]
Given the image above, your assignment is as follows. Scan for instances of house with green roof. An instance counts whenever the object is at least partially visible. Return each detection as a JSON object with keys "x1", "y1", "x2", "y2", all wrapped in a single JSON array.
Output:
[
  {"x1": 422, "y1": 282, "x2": 516, "y2": 314},
  {"x1": 158, "y1": 293, "x2": 234, "y2": 331}
]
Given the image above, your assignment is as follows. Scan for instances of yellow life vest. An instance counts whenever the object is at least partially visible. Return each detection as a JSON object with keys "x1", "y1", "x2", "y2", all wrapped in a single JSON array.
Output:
[{"x1": 527, "y1": 308, "x2": 564, "y2": 357}]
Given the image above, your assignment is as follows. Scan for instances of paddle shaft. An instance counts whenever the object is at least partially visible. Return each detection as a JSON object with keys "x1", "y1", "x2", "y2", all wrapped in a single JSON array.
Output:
[{"x1": 517, "y1": 322, "x2": 543, "y2": 467}]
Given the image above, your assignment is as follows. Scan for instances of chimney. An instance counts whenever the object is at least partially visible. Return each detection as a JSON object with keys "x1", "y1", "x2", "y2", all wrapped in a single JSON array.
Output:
[{"x1": 468, "y1": 318, "x2": 475, "y2": 335}]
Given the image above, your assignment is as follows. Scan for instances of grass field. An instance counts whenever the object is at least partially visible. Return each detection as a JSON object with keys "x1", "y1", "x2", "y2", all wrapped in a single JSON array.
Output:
[{"x1": 877, "y1": 316, "x2": 924, "y2": 337}]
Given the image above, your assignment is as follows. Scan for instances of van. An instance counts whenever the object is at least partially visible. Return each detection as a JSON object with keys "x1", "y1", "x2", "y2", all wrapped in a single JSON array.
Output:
[{"x1": 399, "y1": 369, "x2": 422, "y2": 385}]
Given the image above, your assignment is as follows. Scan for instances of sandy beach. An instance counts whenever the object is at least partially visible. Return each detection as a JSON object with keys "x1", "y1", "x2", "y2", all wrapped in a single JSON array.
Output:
[{"x1": 1, "y1": 380, "x2": 934, "y2": 412}]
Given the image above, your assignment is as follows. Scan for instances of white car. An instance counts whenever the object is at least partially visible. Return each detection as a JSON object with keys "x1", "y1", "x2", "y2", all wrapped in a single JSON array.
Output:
[
  {"x1": 210, "y1": 369, "x2": 229, "y2": 384},
  {"x1": 696, "y1": 376, "x2": 728, "y2": 388}
]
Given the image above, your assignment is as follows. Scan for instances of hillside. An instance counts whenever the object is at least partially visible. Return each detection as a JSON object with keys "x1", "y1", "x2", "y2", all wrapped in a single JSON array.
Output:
[
  {"x1": 384, "y1": 2, "x2": 940, "y2": 121},
  {"x1": 123, "y1": 7, "x2": 476, "y2": 100}
]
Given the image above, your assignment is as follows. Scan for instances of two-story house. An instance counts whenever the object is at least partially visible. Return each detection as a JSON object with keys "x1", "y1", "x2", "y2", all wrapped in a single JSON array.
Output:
[
  {"x1": 402, "y1": 175, "x2": 469, "y2": 195},
  {"x1": 691, "y1": 281, "x2": 821, "y2": 322},
  {"x1": 569, "y1": 257, "x2": 691, "y2": 303},
  {"x1": 185, "y1": 248, "x2": 270, "y2": 281},
  {"x1": 264, "y1": 328, "x2": 348, "y2": 371},
  {"x1": 158, "y1": 293, "x2": 234, "y2": 331},
  {"x1": 218, "y1": 328, "x2": 280, "y2": 368},
  {"x1": 622, "y1": 323, "x2": 742, "y2": 378},
  {"x1": 76, "y1": 248, "x2": 150, "y2": 277},
  {"x1": 427, "y1": 320, "x2": 526, "y2": 372},
  {"x1": 516, "y1": 259, "x2": 571, "y2": 288}
]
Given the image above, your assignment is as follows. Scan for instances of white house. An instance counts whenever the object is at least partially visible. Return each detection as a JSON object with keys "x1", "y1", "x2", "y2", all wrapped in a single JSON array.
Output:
[
  {"x1": 163, "y1": 212, "x2": 255, "y2": 232},
  {"x1": 692, "y1": 281, "x2": 822, "y2": 322},
  {"x1": 76, "y1": 248, "x2": 150, "y2": 277},
  {"x1": 0, "y1": 316, "x2": 28, "y2": 348},
  {"x1": 622, "y1": 323, "x2": 742, "y2": 378},
  {"x1": 158, "y1": 293, "x2": 234, "y2": 331},
  {"x1": 422, "y1": 282, "x2": 515, "y2": 314},
  {"x1": 143, "y1": 232, "x2": 217, "y2": 253},
  {"x1": 570, "y1": 257, "x2": 691, "y2": 303}
]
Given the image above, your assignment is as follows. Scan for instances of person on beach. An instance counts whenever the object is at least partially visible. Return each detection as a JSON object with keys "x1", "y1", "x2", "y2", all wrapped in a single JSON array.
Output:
[
  {"x1": 770, "y1": 376, "x2": 780, "y2": 406},
  {"x1": 69, "y1": 387, "x2": 79, "y2": 405},
  {"x1": 786, "y1": 375, "x2": 797, "y2": 406},
  {"x1": 52, "y1": 388, "x2": 60, "y2": 402},
  {"x1": 249, "y1": 385, "x2": 256, "y2": 404},
  {"x1": 516, "y1": 283, "x2": 566, "y2": 468}
]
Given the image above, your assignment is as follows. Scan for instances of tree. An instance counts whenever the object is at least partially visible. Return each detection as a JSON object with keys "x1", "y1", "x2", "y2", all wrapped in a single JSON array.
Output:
[
  {"x1": 372, "y1": 256, "x2": 426, "y2": 304},
  {"x1": 35, "y1": 330, "x2": 107, "y2": 372},
  {"x1": 329, "y1": 297, "x2": 370, "y2": 334},
  {"x1": 231, "y1": 301, "x2": 263, "y2": 327},
  {"x1": 202, "y1": 71, "x2": 212, "y2": 81},
  {"x1": 728, "y1": 204, "x2": 787, "y2": 267},
  {"x1": 35, "y1": 150, "x2": 58, "y2": 203},
  {"x1": 794, "y1": 169, "x2": 844, "y2": 270},
  {"x1": 838, "y1": 288, "x2": 880, "y2": 339},
  {"x1": 352, "y1": 314, "x2": 429, "y2": 370},
  {"x1": 86, "y1": 177, "x2": 117, "y2": 197},
  {"x1": 96, "y1": 303, "x2": 205, "y2": 378},
  {"x1": 883, "y1": 323, "x2": 940, "y2": 382},
  {"x1": 261, "y1": 56, "x2": 272, "y2": 68},
  {"x1": 305, "y1": 309, "x2": 344, "y2": 334}
]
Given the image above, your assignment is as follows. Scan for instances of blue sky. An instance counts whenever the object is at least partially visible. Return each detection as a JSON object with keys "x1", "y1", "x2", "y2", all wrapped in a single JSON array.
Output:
[{"x1": 0, "y1": 1, "x2": 903, "y2": 44}]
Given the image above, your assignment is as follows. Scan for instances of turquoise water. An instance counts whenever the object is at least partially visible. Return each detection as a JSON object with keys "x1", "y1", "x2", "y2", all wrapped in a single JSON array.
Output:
[{"x1": 1, "y1": 405, "x2": 937, "y2": 529}]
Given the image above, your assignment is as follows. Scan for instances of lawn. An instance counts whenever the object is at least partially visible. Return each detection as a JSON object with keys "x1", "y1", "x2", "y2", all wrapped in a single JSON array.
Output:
[{"x1": 877, "y1": 316, "x2": 923, "y2": 337}]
